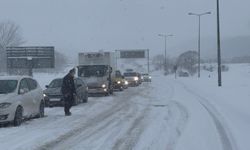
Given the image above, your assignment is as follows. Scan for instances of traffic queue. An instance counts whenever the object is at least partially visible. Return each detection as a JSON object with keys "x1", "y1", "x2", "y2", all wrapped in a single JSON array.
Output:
[{"x1": 0, "y1": 68, "x2": 151, "y2": 126}]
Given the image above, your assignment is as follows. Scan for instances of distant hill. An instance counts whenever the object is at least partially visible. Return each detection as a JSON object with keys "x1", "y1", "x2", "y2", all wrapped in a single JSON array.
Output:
[
  {"x1": 221, "y1": 36, "x2": 250, "y2": 58},
  {"x1": 173, "y1": 36, "x2": 250, "y2": 59}
]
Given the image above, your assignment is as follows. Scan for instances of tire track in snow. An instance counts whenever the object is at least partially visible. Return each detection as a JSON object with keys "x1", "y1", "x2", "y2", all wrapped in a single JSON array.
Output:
[
  {"x1": 52, "y1": 93, "x2": 139, "y2": 150},
  {"x1": 37, "y1": 103, "x2": 125, "y2": 150},
  {"x1": 165, "y1": 101, "x2": 189, "y2": 150},
  {"x1": 179, "y1": 82, "x2": 238, "y2": 150},
  {"x1": 130, "y1": 82, "x2": 189, "y2": 150},
  {"x1": 146, "y1": 81, "x2": 188, "y2": 150},
  {"x1": 137, "y1": 100, "x2": 188, "y2": 150},
  {"x1": 111, "y1": 84, "x2": 153, "y2": 150},
  {"x1": 112, "y1": 107, "x2": 150, "y2": 150},
  {"x1": 35, "y1": 86, "x2": 148, "y2": 150},
  {"x1": 112, "y1": 83, "x2": 188, "y2": 150}
]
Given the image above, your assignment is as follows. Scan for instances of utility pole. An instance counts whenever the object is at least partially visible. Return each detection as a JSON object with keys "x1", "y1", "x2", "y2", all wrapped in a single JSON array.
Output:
[
  {"x1": 115, "y1": 50, "x2": 118, "y2": 68},
  {"x1": 147, "y1": 49, "x2": 150, "y2": 73},
  {"x1": 217, "y1": 0, "x2": 222, "y2": 86}
]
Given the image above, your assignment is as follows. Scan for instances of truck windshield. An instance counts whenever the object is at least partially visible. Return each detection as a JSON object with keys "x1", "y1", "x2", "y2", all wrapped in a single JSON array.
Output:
[
  {"x1": 78, "y1": 65, "x2": 108, "y2": 77},
  {"x1": 0, "y1": 80, "x2": 18, "y2": 94}
]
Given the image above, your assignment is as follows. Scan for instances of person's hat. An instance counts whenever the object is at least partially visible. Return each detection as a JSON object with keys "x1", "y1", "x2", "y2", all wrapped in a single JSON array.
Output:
[{"x1": 69, "y1": 68, "x2": 76, "y2": 74}]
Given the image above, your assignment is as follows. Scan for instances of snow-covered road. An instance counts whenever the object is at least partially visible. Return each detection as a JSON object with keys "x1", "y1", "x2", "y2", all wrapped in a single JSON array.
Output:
[{"x1": 0, "y1": 71, "x2": 242, "y2": 150}]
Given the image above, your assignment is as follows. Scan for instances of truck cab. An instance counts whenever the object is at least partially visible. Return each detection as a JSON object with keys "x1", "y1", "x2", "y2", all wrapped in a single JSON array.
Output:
[
  {"x1": 77, "y1": 65, "x2": 113, "y2": 95},
  {"x1": 77, "y1": 52, "x2": 116, "y2": 96}
]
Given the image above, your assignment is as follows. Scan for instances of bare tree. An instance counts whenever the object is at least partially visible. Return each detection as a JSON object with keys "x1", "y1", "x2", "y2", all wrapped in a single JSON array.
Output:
[
  {"x1": 177, "y1": 51, "x2": 198, "y2": 75},
  {"x1": 152, "y1": 54, "x2": 175, "y2": 73},
  {"x1": 152, "y1": 54, "x2": 165, "y2": 71},
  {"x1": 0, "y1": 21, "x2": 25, "y2": 72}
]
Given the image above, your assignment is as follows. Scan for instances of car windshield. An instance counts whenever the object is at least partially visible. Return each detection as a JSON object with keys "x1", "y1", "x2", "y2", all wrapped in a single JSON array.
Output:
[
  {"x1": 124, "y1": 72, "x2": 137, "y2": 77},
  {"x1": 48, "y1": 79, "x2": 63, "y2": 88},
  {"x1": 78, "y1": 65, "x2": 108, "y2": 77},
  {"x1": 0, "y1": 80, "x2": 18, "y2": 94}
]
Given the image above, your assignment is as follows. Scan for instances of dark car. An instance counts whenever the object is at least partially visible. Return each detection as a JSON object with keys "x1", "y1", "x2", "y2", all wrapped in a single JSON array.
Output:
[{"x1": 43, "y1": 77, "x2": 88, "y2": 107}]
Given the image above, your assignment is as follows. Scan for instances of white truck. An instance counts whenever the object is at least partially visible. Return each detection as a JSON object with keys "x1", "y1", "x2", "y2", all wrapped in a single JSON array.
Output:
[{"x1": 77, "y1": 52, "x2": 116, "y2": 95}]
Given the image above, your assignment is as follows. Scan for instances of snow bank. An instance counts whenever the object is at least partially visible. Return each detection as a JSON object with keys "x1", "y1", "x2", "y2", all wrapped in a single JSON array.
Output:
[{"x1": 176, "y1": 63, "x2": 250, "y2": 150}]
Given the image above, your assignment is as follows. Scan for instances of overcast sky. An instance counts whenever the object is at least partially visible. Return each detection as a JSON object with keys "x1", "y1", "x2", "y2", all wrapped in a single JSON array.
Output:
[{"x1": 0, "y1": 0, "x2": 249, "y2": 60}]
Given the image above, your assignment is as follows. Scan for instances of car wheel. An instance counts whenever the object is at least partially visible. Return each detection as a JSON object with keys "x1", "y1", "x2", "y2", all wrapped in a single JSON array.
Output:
[
  {"x1": 105, "y1": 91, "x2": 110, "y2": 96},
  {"x1": 73, "y1": 95, "x2": 80, "y2": 106},
  {"x1": 83, "y1": 94, "x2": 88, "y2": 103},
  {"x1": 13, "y1": 106, "x2": 23, "y2": 127},
  {"x1": 109, "y1": 88, "x2": 114, "y2": 95},
  {"x1": 73, "y1": 97, "x2": 77, "y2": 106},
  {"x1": 38, "y1": 101, "x2": 45, "y2": 118},
  {"x1": 45, "y1": 99, "x2": 49, "y2": 107}
]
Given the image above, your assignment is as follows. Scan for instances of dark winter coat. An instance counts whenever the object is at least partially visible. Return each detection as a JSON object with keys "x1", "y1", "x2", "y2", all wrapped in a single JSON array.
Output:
[{"x1": 61, "y1": 73, "x2": 76, "y2": 97}]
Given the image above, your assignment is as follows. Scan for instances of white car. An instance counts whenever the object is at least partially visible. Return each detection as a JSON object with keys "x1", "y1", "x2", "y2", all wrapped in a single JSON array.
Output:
[
  {"x1": 123, "y1": 72, "x2": 140, "y2": 87},
  {"x1": 141, "y1": 73, "x2": 152, "y2": 82},
  {"x1": 0, "y1": 76, "x2": 45, "y2": 126}
]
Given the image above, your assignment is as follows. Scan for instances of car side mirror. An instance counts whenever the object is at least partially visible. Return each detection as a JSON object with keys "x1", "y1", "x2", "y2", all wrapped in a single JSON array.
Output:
[
  {"x1": 45, "y1": 85, "x2": 49, "y2": 88},
  {"x1": 19, "y1": 88, "x2": 29, "y2": 95},
  {"x1": 19, "y1": 89, "x2": 25, "y2": 95}
]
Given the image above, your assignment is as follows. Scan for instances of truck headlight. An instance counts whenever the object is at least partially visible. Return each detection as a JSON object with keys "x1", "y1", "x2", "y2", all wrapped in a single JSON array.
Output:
[
  {"x1": 43, "y1": 94, "x2": 47, "y2": 97},
  {"x1": 149, "y1": 76, "x2": 152, "y2": 79},
  {"x1": 125, "y1": 81, "x2": 128, "y2": 85},
  {"x1": 0, "y1": 102, "x2": 11, "y2": 109},
  {"x1": 134, "y1": 77, "x2": 139, "y2": 81},
  {"x1": 117, "y1": 81, "x2": 121, "y2": 84},
  {"x1": 102, "y1": 84, "x2": 106, "y2": 88}
]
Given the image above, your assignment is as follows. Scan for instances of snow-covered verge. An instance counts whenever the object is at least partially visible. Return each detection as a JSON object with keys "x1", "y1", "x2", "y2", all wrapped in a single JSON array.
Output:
[{"x1": 173, "y1": 63, "x2": 250, "y2": 150}]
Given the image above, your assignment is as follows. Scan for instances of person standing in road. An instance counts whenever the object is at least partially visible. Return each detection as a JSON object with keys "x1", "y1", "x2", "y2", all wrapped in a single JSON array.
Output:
[{"x1": 61, "y1": 68, "x2": 76, "y2": 116}]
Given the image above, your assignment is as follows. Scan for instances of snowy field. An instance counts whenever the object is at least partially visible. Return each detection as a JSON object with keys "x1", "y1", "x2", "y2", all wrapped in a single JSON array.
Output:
[{"x1": 0, "y1": 64, "x2": 249, "y2": 150}]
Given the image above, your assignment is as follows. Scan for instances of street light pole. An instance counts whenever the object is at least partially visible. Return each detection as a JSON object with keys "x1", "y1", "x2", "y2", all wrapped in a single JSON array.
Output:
[
  {"x1": 189, "y1": 12, "x2": 211, "y2": 78},
  {"x1": 217, "y1": 0, "x2": 222, "y2": 86},
  {"x1": 198, "y1": 16, "x2": 201, "y2": 78},
  {"x1": 158, "y1": 34, "x2": 173, "y2": 75},
  {"x1": 164, "y1": 36, "x2": 167, "y2": 72}
]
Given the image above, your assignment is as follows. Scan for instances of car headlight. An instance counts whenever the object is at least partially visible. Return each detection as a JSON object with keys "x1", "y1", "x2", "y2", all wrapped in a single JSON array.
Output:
[
  {"x1": 125, "y1": 81, "x2": 128, "y2": 85},
  {"x1": 43, "y1": 94, "x2": 47, "y2": 97},
  {"x1": 0, "y1": 102, "x2": 12, "y2": 109},
  {"x1": 134, "y1": 77, "x2": 139, "y2": 81},
  {"x1": 117, "y1": 81, "x2": 121, "y2": 84},
  {"x1": 102, "y1": 84, "x2": 106, "y2": 88},
  {"x1": 149, "y1": 76, "x2": 152, "y2": 79}
]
